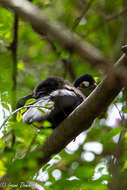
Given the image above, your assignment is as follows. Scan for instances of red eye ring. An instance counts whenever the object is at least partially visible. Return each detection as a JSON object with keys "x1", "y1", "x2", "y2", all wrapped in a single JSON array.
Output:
[{"x1": 78, "y1": 83, "x2": 83, "y2": 88}]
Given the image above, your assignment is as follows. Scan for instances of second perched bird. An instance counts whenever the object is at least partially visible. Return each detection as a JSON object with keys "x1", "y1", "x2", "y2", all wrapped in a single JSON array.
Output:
[
  {"x1": 17, "y1": 74, "x2": 96, "y2": 128},
  {"x1": 73, "y1": 74, "x2": 97, "y2": 97}
]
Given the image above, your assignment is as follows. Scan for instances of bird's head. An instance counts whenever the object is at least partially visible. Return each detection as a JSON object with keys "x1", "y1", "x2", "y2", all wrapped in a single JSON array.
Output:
[{"x1": 73, "y1": 74, "x2": 97, "y2": 97}]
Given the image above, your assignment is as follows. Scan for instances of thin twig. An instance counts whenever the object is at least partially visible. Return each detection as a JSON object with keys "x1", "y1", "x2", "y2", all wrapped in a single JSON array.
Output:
[
  {"x1": 96, "y1": 6, "x2": 127, "y2": 21},
  {"x1": 0, "y1": 104, "x2": 53, "y2": 130},
  {"x1": 114, "y1": 104, "x2": 123, "y2": 120},
  {"x1": 62, "y1": 0, "x2": 95, "y2": 79},
  {"x1": 7, "y1": 13, "x2": 19, "y2": 147},
  {"x1": 85, "y1": 6, "x2": 127, "y2": 38},
  {"x1": 9, "y1": 13, "x2": 19, "y2": 110},
  {"x1": 72, "y1": 0, "x2": 94, "y2": 30}
]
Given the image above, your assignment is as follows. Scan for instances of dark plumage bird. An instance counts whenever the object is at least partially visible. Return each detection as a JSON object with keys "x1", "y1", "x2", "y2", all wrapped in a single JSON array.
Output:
[
  {"x1": 73, "y1": 74, "x2": 97, "y2": 97},
  {"x1": 17, "y1": 74, "x2": 96, "y2": 129}
]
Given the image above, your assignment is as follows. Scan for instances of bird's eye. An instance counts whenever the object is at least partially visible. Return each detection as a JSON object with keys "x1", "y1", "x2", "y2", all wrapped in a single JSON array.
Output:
[{"x1": 82, "y1": 81, "x2": 90, "y2": 87}]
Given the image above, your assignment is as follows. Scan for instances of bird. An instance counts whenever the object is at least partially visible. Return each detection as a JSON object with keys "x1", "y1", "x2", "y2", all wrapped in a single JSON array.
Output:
[
  {"x1": 17, "y1": 74, "x2": 96, "y2": 129},
  {"x1": 73, "y1": 74, "x2": 97, "y2": 97}
]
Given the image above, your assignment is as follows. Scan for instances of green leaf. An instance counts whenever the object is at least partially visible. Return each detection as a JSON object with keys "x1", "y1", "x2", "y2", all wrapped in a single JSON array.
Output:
[
  {"x1": 102, "y1": 126, "x2": 123, "y2": 143},
  {"x1": 32, "y1": 121, "x2": 40, "y2": 127},
  {"x1": 0, "y1": 159, "x2": 6, "y2": 177},
  {"x1": 98, "y1": 167, "x2": 105, "y2": 172},
  {"x1": 122, "y1": 160, "x2": 127, "y2": 171},
  {"x1": 42, "y1": 120, "x2": 52, "y2": 128},
  {"x1": 20, "y1": 107, "x2": 27, "y2": 114},
  {"x1": 25, "y1": 98, "x2": 36, "y2": 106},
  {"x1": 17, "y1": 61, "x2": 24, "y2": 70},
  {"x1": 94, "y1": 77, "x2": 101, "y2": 83},
  {"x1": 54, "y1": 156, "x2": 60, "y2": 160},
  {"x1": 2, "y1": 102, "x2": 10, "y2": 111},
  {"x1": 45, "y1": 103, "x2": 54, "y2": 109},
  {"x1": 122, "y1": 105, "x2": 127, "y2": 113},
  {"x1": 60, "y1": 51, "x2": 70, "y2": 59},
  {"x1": 16, "y1": 112, "x2": 22, "y2": 122},
  {"x1": 42, "y1": 163, "x2": 51, "y2": 171},
  {"x1": 17, "y1": 107, "x2": 27, "y2": 121},
  {"x1": 38, "y1": 108, "x2": 46, "y2": 114}
]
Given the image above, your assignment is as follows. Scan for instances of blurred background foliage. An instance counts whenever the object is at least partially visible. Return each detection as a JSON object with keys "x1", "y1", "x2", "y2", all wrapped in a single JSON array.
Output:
[{"x1": 0, "y1": 0, "x2": 127, "y2": 189}]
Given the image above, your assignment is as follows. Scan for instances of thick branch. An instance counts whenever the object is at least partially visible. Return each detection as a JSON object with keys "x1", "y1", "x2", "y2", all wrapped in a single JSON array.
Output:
[
  {"x1": 0, "y1": 0, "x2": 111, "y2": 71},
  {"x1": 37, "y1": 54, "x2": 127, "y2": 165}
]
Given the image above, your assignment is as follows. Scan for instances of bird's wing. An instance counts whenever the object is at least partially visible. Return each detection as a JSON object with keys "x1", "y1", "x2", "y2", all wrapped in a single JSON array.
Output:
[
  {"x1": 22, "y1": 88, "x2": 84, "y2": 125},
  {"x1": 50, "y1": 89, "x2": 83, "y2": 109},
  {"x1": 22, "y1": 96, "x2": 54, "y2": 124}
]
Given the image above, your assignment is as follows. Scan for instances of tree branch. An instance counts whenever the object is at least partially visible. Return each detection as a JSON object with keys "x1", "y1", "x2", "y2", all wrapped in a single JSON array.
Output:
[
  {"x1": 72, "y1": 0, "x2": 94, "y2": 30},
  {"x1": 38, "y1": 53, "x2": 127, "y2": 165},
  {"x1": 9, "y1": 13, "x2": 19, "y2": 110},
  {"x1": 0, "y1": 0, "x2": 111, "y2": 71}
]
